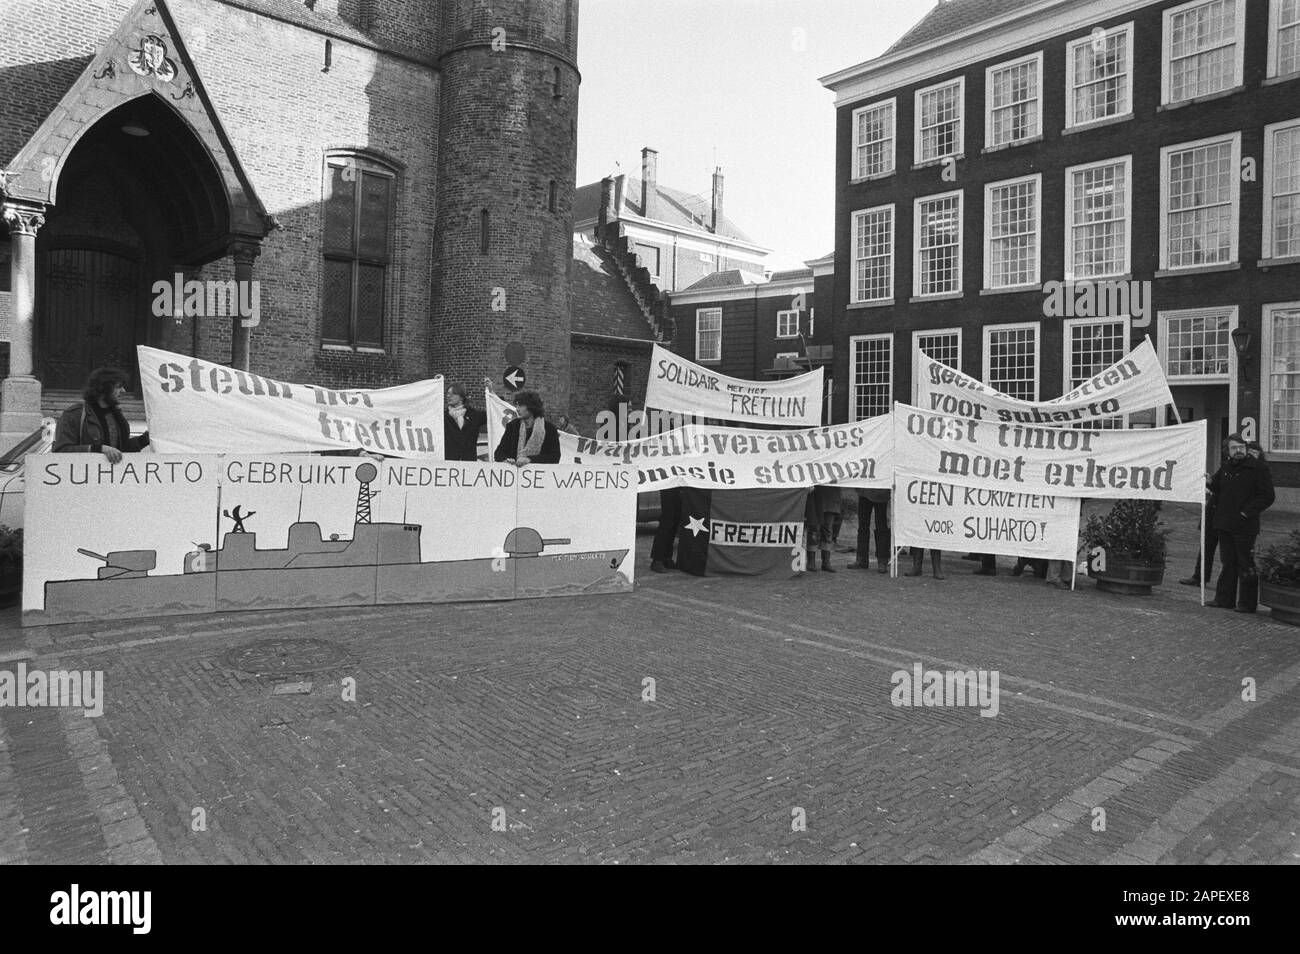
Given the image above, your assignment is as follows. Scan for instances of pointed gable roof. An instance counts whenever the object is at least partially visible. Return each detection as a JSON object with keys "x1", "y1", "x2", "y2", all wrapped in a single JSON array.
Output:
[{"x1": 0, "y1": 0, "x2": 270, "y2": 241}]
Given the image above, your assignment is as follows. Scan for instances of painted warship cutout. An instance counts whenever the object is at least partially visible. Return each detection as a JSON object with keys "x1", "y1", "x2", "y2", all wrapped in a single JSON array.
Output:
[{"x1": 33, "y1": 462, "x2": 630, "y2": 625}]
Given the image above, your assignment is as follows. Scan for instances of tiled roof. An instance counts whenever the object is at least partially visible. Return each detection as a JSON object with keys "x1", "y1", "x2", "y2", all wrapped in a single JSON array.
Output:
[
  {"x1": 573, "y1": 175, "x2": 758, "y2": 245},
  {"x1": 570, "y1": 235, "x2": 659, "y2": 341},
  {"x1": 884, "y1": 0, "x2": 1031, "y2": 56},
  {"x1": 680, "y1": 270, "x2": 750, "y2": 292},
  {"x1": 767, "y1": 267, "x2": 813, "y2": 282}
]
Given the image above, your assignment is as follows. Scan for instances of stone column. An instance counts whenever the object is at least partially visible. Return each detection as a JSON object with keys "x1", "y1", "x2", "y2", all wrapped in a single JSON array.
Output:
[
  {"x1": 229, "y1": 241, "x2": 259, "y2": 371},
  {"x1": 1, "y1": 201, "x2": 46, "y2": 447}
]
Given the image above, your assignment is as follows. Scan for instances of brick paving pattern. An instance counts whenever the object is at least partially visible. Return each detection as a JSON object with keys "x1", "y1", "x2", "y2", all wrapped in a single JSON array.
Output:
[{"x1": 1, "y1": 500, "x2": 1298, "y2": 863}]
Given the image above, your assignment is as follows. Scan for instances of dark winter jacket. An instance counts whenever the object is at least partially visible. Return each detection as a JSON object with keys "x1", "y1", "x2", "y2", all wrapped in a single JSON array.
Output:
[
  {"x1": 493, "y1": 418, "x2": 561, "y2": 464},
  {"x1": 1209, "y1": 455, "x2": 1275, "y2": 533},
  {"x1": 443, "y1": 406, "x2": 487, "y2": 461},
  {"x1": 52, "y1": 402, "x2": 150, "y2": 454}
]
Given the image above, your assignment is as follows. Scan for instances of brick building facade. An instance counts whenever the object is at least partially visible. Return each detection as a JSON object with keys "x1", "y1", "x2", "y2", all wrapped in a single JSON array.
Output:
[
  {"x1": 0, "y1": 0, "x2": 644, "y2": 449},
  {"x1": 666, "y1": 253, "x2": 836, "y2": 423},
  {"x1": 821, "y1": 0, "x2": 1300, "y2": 495}
]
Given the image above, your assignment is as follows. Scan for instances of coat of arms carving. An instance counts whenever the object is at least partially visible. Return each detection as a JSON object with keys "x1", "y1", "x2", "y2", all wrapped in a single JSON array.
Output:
[{"x1": 127, "y1": 35, "x2": 177, "y2": 82}]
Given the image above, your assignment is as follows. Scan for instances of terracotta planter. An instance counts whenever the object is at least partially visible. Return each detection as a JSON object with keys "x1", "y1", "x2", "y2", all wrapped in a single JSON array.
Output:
[
  {"x1": 1087, "y1": 557, "x2": 1165, "y2": 595},
  {"x1": 1259, "y1": 581, "x2": 1300, "y2": 626}
]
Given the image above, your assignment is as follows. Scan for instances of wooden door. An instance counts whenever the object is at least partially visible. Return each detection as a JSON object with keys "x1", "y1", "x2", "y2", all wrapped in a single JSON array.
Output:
[{"x1": 39, "y1": 248, "x2": 142, "y2": 391}]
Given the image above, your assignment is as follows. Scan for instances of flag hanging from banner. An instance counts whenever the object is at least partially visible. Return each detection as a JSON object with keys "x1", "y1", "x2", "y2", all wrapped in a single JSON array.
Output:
[
  {"x1": 646, "y1": 344, "x2": 824, "y2": 426},
  {"x1": 676, "y1": 487, "x2": 807, "y2": 577}
]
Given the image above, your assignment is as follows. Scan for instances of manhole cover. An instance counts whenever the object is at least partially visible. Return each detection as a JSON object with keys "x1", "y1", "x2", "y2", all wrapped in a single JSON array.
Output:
[{"x1": 223, "y1": 638, "x2": 350, "y2": 675}]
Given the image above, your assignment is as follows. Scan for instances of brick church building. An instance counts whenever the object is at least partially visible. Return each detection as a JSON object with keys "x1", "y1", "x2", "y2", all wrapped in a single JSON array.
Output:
[{"x1": 0, "y1": 0, "x2": 660, "y2": 448}]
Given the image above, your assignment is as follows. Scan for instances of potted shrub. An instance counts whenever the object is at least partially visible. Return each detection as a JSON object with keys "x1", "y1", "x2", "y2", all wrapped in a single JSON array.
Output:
[
  {"x1": 1259, "y1": 530, "x2": 1300, "y2": 626},
  {"x1": 0, "y1": 525, "x2": 21, "y2": 609},
  {"x1": 1081, "y1": 500, "x2": 1168, "y2": 595}
]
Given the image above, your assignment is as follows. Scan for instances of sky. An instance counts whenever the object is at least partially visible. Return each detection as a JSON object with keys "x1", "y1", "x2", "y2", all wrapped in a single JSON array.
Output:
[{"x1": 575, "y1": 0, "x2": 940, "y2": 270}]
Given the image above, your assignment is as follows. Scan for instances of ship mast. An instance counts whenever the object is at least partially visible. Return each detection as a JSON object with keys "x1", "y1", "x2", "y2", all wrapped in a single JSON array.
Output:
[{"x1": 354, "y1": 461, "x2": 378, "y2": 524}]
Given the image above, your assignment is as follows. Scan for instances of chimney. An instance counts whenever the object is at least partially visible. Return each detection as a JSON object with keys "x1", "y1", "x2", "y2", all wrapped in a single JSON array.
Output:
[
  {"x1": 641, "y1": 147, "x2": 659, "y2": 220},
  {"x1": 711, "y1": 166, "x2": 724, "y2": 234},
  {"x1": 598, "y1": 176, "x2": 614, "y2": 234}
]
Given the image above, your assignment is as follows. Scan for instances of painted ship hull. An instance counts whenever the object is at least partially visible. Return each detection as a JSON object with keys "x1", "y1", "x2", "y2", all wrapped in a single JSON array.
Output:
[{"x1": 31, "y1": 549, "x2": 630, "y2": 626}]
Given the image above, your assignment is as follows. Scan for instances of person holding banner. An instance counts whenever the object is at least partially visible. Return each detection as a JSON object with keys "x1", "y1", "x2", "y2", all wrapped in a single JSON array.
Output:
[
  {"x1": 494, "y1": 389, "x2": 561, "y2": 466},
  {"x1": 1210, "y1": 434, "x2": 1275, "y2": 613},
  {"x1": 53, "y1": 367, "x2": 151, "y2": 462},
  {"x1": 443, "y1": 383, "x2": 487, "y2": 461},
  {"x1": 905, "y1": 547, "x2": 943, "y2": 580},
  {"x1": 850, "y1": 489, "x2": 891, "y2": 573},
  {"x1": 805, "y1": 486, "x2": 838, "y2": 572}
]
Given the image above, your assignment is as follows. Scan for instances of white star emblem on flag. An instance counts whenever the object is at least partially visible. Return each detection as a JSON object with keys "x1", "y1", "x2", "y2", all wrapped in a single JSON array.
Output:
[{"x1": 685, "y1": 515, "x2": 708, "y2": 537}]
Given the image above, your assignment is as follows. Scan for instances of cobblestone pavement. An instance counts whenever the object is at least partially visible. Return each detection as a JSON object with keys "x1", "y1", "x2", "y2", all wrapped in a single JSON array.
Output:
[{"x1": 1, "y1": 501, "x2": 1298, "y2": 864}]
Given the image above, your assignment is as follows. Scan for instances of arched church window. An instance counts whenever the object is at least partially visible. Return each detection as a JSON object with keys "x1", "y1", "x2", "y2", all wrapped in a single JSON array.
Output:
[{"x1": 321, "y1": 153, "x2": 397, "y2": 350}]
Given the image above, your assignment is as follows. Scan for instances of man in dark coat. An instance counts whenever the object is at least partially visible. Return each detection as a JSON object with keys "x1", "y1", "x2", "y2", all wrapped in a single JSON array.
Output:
[
  {"x1": 53, "y1": 367, "x2": 150, "y2": 462},
  {"x1": 443, "y1": 383, "x2": 487, "y2": 461},
  {"x1": 1210, "y1": 433, "x2": 1276, "y2": 613}
]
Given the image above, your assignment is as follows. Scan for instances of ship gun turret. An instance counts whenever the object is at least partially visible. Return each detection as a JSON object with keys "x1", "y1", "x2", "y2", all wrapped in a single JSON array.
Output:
[
  {"x1": 503, "y1": 528, "x2": 571, "y2": 558},
  {"x1": 77, "y1": 547, "x2": 157, "y2": 580}
]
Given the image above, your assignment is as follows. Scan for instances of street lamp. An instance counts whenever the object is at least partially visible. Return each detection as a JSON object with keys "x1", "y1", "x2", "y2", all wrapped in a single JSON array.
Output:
[{"x1": 1231, "y1": 326, "x2": 1252, "y2": 367}]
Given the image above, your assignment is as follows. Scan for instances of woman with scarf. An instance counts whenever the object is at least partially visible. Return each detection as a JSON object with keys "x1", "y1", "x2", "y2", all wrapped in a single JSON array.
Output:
[
  {"x1": 443, "y1": 383, "x2": 488, "y2": 461},
  {"x1": 494, "y1": 389, "x2": 561, "y2": 465}
]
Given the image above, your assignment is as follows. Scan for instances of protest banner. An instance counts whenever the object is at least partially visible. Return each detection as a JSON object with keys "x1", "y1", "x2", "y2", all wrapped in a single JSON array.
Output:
[
  {"x1": 893, "y1": 404, "x2": 1206, "y2": 502},
  {"x1": 894, "y1": 477, "x2": 1081, "y2": 560},
  {"x1": 23, "y1": 454, "x2": 633, "y2": 626},
  {"x1": 139, "y1": 346, "x2": 444, "y2": 458},
  {"x1": 915, "y1": 338, "x2": 1174, "y2": 426},
  {"x1": 571, "y1": 416, "x2": 893, "y2": 492},
  {"x1": 645, "y1": 344, "x2": 823, "y2": 426}
]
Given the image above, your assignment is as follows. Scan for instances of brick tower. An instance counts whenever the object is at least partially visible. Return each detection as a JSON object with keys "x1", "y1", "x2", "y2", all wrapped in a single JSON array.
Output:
[{"x1": 433, "y1": 0, "x2": 579, "y2": 412}]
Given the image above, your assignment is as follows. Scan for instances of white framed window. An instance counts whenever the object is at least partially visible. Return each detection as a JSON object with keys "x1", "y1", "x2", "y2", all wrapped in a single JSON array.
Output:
[
  {"x1": 851, "y1": 205, "x2": 893, "y2": 303},
  {"x1": 985, "y1": 52, "x2": 1042, "y2": 148},
  {"x1": 1066, "y1": 156, "x2": 1131, "y2": 279},
  {"x1": 1264, "y1": 119, "x2": 1300, "y2": 260},
  {"x1": 852, "y1": 99, "x2": 895, "y2": 179},
  {"x1": 1269, "y1": 0, "x2": 1300, "y2": 79},
  {"x1": 1064, "y1": 317, "x2": 1131, "y2": 427},
  {"x1": 1263, "y1": 301, "x2": 1300, "y2": 456},
  {"x1": 1158, "y1": 307, "x2": 1236, "y2": 382},
  {"x1": 913, "y1": 328, "x2": 962, "y2": 371},
  {"x1": 776, "y1": 309, "x2": 800, "y2": 339},
  {"x1": 984, "y1": 174, "x2": 1040, "y2": 289},
  {"x1": 1066, "y1": 22, "x2": 1134, "y2": 128},
  {"x1": 634, "y1": 242, "x2": 661, "y2": 280},
  {"x1": 914, "y1": 77, "x2": 964, "y2": 163},
  {"x1": 983, "y1": 322, "x2": 1040, "y2": 401},
  {"x1": 913, "y1": 191, "x2": 962, "y2": 296},
  {"x1": 1160, "y1": 133, "x2": 1241, "y2": 270},
  {"x1": 849, "y1": 333, "x2": 893, "y2": 421},
  {"x1": 1162, "y1": 0, "x2": 1245, "y2": 105},
  {"x1": 695, "y1": 307, "x2": 721, "y2": 363}
]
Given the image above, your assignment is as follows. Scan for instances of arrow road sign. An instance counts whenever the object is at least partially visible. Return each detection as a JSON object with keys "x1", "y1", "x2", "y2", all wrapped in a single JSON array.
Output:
[{"x1": 503, "y1": 366, "x2": 526, "y2": 390}]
